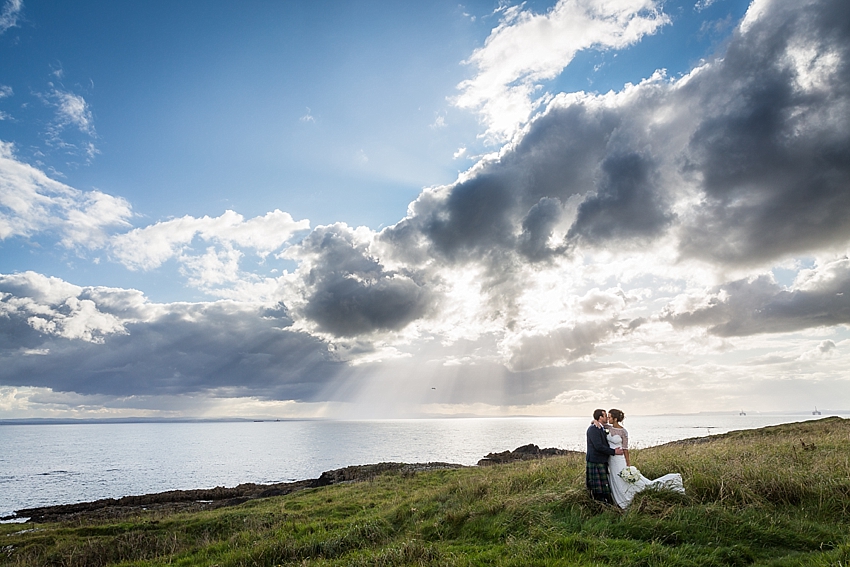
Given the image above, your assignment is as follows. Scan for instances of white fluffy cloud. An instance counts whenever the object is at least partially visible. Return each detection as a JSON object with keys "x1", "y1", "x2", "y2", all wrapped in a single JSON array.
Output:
[
  {"x1": 111, "y1": 209, "x2": 310, "y2": 271},
  {"x1": 0, "y1": 271, "x2": 145, "y2": 343},
  {"x1": 455, "y1": 0, "x2": 669, "y2": 142},
  {"x1": 0, "y1": 141, "x2": 132, "y2": 247}
]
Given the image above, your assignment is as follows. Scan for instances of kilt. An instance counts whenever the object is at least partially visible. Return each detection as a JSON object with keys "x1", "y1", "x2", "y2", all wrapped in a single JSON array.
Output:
[{"x1": 586, "y1": 462, "x2": 612, "y2": 495}]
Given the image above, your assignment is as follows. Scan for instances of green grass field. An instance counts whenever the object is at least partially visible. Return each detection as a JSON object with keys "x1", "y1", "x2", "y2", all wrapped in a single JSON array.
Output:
[{"x1": 2, "y1": 417, "x2": 848, "y2": 566}]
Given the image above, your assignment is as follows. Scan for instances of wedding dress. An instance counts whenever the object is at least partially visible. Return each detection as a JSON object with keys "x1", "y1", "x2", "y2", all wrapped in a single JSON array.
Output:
[{"x1": 607, "y1": 426, "x2": 685, "y2": 508}]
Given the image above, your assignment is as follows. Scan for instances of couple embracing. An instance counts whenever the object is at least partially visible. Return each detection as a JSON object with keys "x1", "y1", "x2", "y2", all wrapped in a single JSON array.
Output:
[{"x1": 586, "y1": 408, "x2": 685, "y2": 508}]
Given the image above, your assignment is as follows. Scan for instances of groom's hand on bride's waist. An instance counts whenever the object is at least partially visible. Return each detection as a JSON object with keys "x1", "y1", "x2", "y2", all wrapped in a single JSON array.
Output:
[{"x1": 614, "y1": 447, "x2": 624, "y2": 455}]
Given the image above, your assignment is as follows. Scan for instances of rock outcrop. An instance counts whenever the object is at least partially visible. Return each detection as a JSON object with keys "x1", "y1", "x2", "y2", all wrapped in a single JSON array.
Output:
[{"x1": 477, "y1": 443, "x2": 582, "y2": 466}]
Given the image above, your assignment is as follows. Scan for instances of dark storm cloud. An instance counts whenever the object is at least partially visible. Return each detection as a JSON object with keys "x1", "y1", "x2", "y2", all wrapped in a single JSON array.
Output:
[
  {"x1": 0, "y1": 274, "x2": 342, "y2": 400},
  {"x1": 421, "y1": 174, "x2": 517, "y2": 261},
  {"x1": 678, "y1": 0, "x2": 850, "y2": 264},
  {"x1": 662, "y1": 258, "x2": 850, "y2": 336},
  {"x1": 292, "y1": 224, "x2": 432, "y2": 337},
  {"x1": 567, "y1": 152, "x2": 674, "y2": 245},
  {"x1": 518, "y1": 196, "x2": 564, "y2": 261},
  {"x1": 0, "y1": 307, "x2": 46, "y2": 352},
  {"x1": 381, "y1": 100, "x2": 625, "y2": 266}
]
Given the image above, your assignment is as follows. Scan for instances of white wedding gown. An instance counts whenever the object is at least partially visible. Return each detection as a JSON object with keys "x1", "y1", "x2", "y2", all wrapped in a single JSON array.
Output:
[{"x1": 607, "y1": 427, "x2": 685, "y2": 508}]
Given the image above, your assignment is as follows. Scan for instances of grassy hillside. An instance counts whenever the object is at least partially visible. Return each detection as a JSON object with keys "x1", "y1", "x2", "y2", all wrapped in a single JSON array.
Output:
[{"x1": 2, "y1": 417, "x2": 849, "y2": 566}]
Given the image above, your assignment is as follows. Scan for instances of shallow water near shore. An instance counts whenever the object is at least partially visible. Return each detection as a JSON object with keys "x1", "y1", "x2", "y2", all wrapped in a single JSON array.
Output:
[{"x1": 0, "y1": 412, "x2": 840, "y2": 519}]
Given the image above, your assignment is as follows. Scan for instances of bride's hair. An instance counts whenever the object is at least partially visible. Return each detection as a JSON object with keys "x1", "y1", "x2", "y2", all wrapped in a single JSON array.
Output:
[{"x1": 608, "y1": 409, "x2": 625, "y2": 422}]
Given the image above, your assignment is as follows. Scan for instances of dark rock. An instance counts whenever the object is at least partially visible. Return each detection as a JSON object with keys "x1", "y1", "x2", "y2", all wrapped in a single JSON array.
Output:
[
  {"x1": 311, "y1": 462, "x2": 462, "y2": 487},
  {"x1": 477, "y1": 444, "x2": 582, "y2": 466}
]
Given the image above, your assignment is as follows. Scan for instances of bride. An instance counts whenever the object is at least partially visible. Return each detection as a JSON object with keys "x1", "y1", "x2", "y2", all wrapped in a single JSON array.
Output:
[{"x1": 605, "y1": 409, "x2": 685, "y2": 508}]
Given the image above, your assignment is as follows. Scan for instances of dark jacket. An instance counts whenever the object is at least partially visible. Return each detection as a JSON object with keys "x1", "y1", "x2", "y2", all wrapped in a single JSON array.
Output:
[{"x1": 586, "y1": 424, "x2": 615, "y2": 463}]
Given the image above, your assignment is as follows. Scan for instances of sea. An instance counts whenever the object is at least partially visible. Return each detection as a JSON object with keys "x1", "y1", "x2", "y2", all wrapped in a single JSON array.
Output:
[{"x1": 0, "y1": 412, "x2": 842, "y2": 520}]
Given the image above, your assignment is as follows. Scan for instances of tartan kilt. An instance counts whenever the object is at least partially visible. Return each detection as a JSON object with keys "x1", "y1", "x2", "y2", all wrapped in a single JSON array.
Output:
[{"x1": 586, "y1": 462, "x2": 612, "y2": 495}]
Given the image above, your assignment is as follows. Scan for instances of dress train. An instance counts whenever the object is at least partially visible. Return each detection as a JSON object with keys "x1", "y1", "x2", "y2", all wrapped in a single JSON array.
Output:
[{"x1": 607, "y1": 430, "x2": 684, "y2": 508}]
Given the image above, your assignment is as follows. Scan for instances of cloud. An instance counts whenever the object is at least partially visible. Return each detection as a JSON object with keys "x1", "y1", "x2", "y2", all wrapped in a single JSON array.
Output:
[
  {"x1": 502, "y1": 286, "x2": 638, "y2": 371},
  {"x1": 0, "y1": 384, "x2": 340, "y2": 419},
  {"x1": 677, "y1": 0, "x2": 850, "y2": 265},
  {"x1": 179, "y1": 245, "x2": 243, "y2": 289},
  {"x1": 0, "y1": 0, "x2": 22, "y2": 34},
  {"x1": 505, "y1": 319, "x2": 622, "y2": 371},
  {"x1": 300, "y1": 107, "x2": 315, "y2": 122},
  {"x1": 0, "y1": 141, "x2": 132, "y2": 246},
  {"x1": 517, "y1": 196, "x2": 565, "y2": 261},
  {"x1": 0, "y1": 85, "x2": 10, "y2": 121},
  {"x1": 0, "y1": 272, "x2": 342, "y2": 401},
  {"x1": 34, "y1": 85, "x2": 100, "y2": 160},
  {"x1": 662, "y1": 256, "x2": 850, "y2": 336},
  {"x1": 794, "y1": 339, "x2": 838, "y2": 361},
  {"x1": 283, "y1": 223, "x2": 433, "y2": 337},
  {"x1": 110, "y1": 209, "x2": 309, "y2": 283},
  {"x1": 0, "y1": 272, "x2": 144, "y2": 345},
  {"x1": 385, "y1": 81, "x2": 670, "y2": 273},
  {"x1": 567, "y1": 151, "x2": 675, "y2": 246},
  {"x1": 51, "y1": 88, "x2": 95, "y2": 135},
  {"x1": 455, "y1": 0, "x2": 669, "y2": 142}
]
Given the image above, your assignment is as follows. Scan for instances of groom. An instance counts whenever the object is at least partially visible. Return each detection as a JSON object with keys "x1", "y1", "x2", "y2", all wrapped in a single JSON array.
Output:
[{"x1": 586, "y1": 408, "x2": 623, "y2": 504}]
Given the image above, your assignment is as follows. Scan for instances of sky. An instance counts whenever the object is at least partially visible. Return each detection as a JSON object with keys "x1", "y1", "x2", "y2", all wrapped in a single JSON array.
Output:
[{"x1": 1, "y1": 0, "x2": 848, "y2": 419}]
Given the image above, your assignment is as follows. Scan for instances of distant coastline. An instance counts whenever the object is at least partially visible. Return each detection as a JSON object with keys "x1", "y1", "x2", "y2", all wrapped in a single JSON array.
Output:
[{"x1": 0, "y1": 417, "x2": 317, "y2": 426}]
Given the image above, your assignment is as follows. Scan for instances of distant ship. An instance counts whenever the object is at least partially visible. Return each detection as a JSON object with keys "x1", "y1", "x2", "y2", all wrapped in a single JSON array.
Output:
[
  {"x1": 739, "y1": 410, "x2": 746, "y2": 416},
  {"x1": 813, "y1": 407, "x2": 821, "y2": 415}
]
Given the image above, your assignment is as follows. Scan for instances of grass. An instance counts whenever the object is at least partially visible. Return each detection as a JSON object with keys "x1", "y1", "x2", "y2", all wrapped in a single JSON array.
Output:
[{"x1": 2, "y1": 417, "x2": 849, "y2": 566}]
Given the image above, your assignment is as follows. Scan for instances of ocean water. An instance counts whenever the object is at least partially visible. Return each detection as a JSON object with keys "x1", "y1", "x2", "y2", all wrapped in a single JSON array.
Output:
[{"x1": 0, "y1": 413, "x2": 839, "y2": 519}]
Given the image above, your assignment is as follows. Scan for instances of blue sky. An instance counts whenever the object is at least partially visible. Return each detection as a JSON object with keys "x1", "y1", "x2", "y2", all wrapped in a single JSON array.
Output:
[
  {"x1": 0, "y1": 1, "x2": 486, "y2": 290},
  {"x1": 1, "y1": 0, "x2": 849, "y2": 419}
]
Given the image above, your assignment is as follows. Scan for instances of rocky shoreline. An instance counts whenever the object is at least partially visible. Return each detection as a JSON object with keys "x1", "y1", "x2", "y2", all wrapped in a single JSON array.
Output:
[{"x1": 4, "y1": 444, "x2": 581, "y2": 524}]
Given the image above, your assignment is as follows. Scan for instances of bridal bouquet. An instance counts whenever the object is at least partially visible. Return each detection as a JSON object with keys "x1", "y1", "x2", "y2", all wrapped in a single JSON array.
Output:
[{"x1": 619, "y1": 466, "x2": 641, "y2": 484}]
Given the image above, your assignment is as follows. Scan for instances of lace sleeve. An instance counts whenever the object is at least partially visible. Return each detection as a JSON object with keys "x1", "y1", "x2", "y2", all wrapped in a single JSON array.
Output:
[{"x1": 619, "y1": 428, "x2": 629, "y2": 449}]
